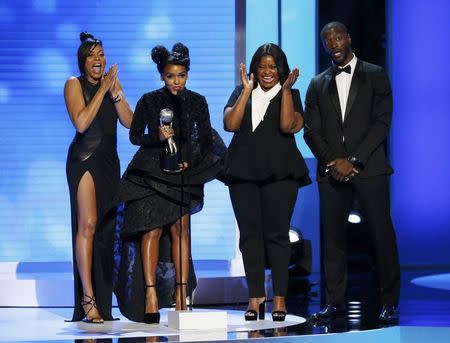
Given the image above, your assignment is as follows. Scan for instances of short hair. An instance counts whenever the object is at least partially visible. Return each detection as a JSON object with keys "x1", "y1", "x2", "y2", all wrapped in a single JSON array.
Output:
[
  {"x1": 320, "y1": 21, "x2": 349, "y2": 39},
  {"x1": 249, "y1": 43, "x2": 290, "y2": 88},
  {"x1": 77, "y1": 32, "x2": 102, "y2": 75},
  {"x1": 151, "y1": 42, "x2": 190, "y2": 74}
]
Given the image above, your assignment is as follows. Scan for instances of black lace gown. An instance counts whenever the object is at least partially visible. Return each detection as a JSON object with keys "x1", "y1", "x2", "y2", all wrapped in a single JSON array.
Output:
[
  {"x1": 115, "y1": 87, "x2": 225, "y2": 322},
  {"x1": 66, "y1": 75, "x2": 119, "y2": 321}
]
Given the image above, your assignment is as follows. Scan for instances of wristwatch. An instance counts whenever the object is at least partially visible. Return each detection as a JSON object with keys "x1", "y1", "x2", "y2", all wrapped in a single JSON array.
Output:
[{"x1": 347, "y1": 155, "x2": 364, "y2": 169}]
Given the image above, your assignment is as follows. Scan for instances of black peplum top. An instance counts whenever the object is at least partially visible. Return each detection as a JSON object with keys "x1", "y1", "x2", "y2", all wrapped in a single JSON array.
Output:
[{"x1": 224, "y1": 85, "x2": 311, "y2": 187}]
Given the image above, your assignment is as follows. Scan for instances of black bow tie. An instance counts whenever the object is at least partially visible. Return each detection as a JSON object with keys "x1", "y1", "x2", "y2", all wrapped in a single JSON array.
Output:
[{"x1": 335, "y1": 65, "x2": 351, "y2": 75}]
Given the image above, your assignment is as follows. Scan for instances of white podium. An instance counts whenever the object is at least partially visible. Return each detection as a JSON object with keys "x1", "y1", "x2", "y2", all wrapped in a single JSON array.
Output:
[{"x1": 167, "y1": 309, "x2": 228, "y2": 330}]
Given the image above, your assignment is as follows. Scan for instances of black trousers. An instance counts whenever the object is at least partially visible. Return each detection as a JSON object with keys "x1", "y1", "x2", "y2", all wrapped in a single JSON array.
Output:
[
  {"x1": 318, "y1": 175, "x2": 400, "y2": 306},
  {"x1": 229, "y1": 179, "x2": 298, "y2": 297}
]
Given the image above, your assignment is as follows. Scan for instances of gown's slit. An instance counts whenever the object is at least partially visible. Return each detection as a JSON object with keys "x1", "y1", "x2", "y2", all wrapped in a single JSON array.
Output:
[{"x1": 74, "y1": 170, "x2": 97, "y2": 304}]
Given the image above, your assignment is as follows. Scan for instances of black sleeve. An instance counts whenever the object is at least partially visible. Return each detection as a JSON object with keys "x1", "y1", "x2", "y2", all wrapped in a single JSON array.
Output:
[
  {"x1": 224, "y1": 85, "x2": 243, "y2": 110},
  {"x1": 303, "y1": 78, "x2": 337, "y2": 165},
  {"x1": 129, "y1": 95, "x2": 163, "y2": 147},
  {"x1": 352, "y1": 69, "x2": 393, "y2": 165},
  {"x1": 292, "y1": 88, "x2": 304, "y2": 113}
]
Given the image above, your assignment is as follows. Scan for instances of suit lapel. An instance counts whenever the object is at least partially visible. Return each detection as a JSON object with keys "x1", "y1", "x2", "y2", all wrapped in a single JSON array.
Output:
[
  {"x1": 325, "y1": 68, "x2": 342, "y2": 121},
  {"x1": 344, "y1": 60, "x2": 363, "y2": 122}
]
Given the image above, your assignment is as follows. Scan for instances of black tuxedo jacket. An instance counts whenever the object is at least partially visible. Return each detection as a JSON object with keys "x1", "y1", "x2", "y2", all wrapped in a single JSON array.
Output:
[{"x1": 304, "y1": 59, "x2": 394, "y2": 181}]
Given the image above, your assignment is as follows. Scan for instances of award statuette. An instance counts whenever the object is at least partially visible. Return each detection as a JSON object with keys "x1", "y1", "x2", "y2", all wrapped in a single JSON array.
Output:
[{"x1": 159, "y1": 108, "x2": 182, "y2": 173}]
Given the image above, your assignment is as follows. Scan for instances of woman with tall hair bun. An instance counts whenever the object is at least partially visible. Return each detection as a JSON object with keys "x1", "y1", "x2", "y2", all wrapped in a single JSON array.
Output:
[
  {"x1": 115, "y1": 42, "x2": 225, "y2": 324},
  {"x1": 64, "y1": 32, "x2": 133, "y2": 323},
  {"x1": 223, "y1": 43, "x2": 310, "y2": 322}
]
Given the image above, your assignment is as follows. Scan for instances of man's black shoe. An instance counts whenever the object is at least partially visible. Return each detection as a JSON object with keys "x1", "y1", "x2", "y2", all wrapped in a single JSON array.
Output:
[
  {"x1": 379, "y1": 305, "x2": 399, "y2": 322},
  {"x1": 310, "y1": 304, "x2": 346, "y2": 322}
]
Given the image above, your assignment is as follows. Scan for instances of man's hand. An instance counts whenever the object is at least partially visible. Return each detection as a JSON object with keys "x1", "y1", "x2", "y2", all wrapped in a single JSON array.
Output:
[{"x1": 327, "y1": 158, "x2": 359, "y2": 182}]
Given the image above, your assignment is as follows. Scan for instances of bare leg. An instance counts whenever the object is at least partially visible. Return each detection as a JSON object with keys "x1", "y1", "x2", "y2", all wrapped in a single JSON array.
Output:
[
  {"x1": 76, "y1": 171, "x2": 103, "y2": 323},
  {"x1": 272, "y1": 295, "x2": 287, "y2": 313},
  {"x1": 170, "y1": 214, "x2": 190, "y2": 311},
  {"x1": 141, "y1": 228, "x2": 163, "y2": 314},
  {"x1": 247, "y1": 296, "x2": 266, "y2": 313}
]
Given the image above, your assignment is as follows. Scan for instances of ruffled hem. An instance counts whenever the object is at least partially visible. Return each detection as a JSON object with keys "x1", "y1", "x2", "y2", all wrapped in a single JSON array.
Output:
[{"x1": 223, "y1": 169, "x2": 311, "y2": 188}]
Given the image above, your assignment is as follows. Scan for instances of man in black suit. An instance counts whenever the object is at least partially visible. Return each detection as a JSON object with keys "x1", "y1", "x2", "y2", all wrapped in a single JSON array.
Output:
[{"x1": 304, "y1": 21, "x2": 400, "y2": 322}]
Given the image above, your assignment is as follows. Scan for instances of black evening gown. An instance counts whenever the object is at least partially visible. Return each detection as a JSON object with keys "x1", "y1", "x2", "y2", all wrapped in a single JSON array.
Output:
[
  {"x1": 115, "y1": 87, "x2": 225, "y2": 323},
  {"x1": 66, "y1": 75, "x2": 119, "y2": 321}
]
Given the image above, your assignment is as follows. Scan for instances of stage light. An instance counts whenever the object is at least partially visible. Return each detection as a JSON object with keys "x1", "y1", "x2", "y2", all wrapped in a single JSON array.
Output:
[
  {"x1": 288, "y1": 226, "x2": 311, "y2": 276},
  {"x1": 348, "y1": 212, "x2": 362, "y2": 224},
  {"x1": 289, "y1": 228, "x2": 301, "y2": 243},
  {"x1": 348, "y1": 197, "x2": 363, "y2": 224}
]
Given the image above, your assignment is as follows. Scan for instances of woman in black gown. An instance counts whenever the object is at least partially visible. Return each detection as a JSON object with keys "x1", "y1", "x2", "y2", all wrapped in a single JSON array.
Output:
[
  {"x1": 64, "y1": 32, "x2": 133, "y2": 323},
  {"x1": 115, "y1": 43, "x2": 224, "y2": 324},
  {"x1": 223, "y1": 43, "x2": 310, "y2": 321}
]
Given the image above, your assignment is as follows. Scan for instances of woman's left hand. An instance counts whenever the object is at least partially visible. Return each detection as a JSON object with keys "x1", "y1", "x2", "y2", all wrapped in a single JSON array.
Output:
[
  {"x1": 109, "y1": 64, "x2": 123, "y2": 97},
  {"x1": 179, "y1": 161, "x2": 189, "y2": 170},
  {"x1": 282, "y1": 67, "x2": 300, "y2": 90}
]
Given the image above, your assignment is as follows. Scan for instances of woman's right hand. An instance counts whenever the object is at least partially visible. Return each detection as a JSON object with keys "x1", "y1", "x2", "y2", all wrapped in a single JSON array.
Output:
[
  {"x1": 99, "y1": 64, "x2": 118, "y2": 95},
  {"x1": 240, "y1": 63, "x2": 254, "y2": 92},
  {"x1": 159, "y1": 125, "x2": 174, "y2": 141}
]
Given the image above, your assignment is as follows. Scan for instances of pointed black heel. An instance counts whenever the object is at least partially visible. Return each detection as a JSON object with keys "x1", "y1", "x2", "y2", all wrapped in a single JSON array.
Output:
[
  {"x1": 144, "y1": 285, "x2": 160, "y2": 324},
  {"x1": 244, "y1": 300, "x2": 266, "y2": 321},
  {"x1": 81, "y1": 294, "x2": 104, "y2": 324}
]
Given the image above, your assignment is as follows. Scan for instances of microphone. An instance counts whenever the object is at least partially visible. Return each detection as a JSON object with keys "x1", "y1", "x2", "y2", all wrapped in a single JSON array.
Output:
[
  {"x1": 159, "y1": 108, "x2": 177, "y2": 154},
  {"x1": 176, "y1": 88, "x2": 188, "y2": 102}
]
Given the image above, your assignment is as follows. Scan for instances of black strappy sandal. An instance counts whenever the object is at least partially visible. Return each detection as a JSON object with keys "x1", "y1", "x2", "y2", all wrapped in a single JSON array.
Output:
[{"x1": 81, "y1": 294, "x2": 104, "y2": 324}]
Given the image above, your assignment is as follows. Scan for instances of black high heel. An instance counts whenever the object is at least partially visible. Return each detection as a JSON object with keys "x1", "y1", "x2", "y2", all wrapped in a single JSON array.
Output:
[
  {"x1": 272, "y1": 310, "x2": 287, "y2": 322},
  {"x1": 144, "y1": 285, "x2": 160, "y2": 324},
  {"x1": 244, "y1": 300, "x2": 266, "y2": 321},
  {"x1": 81, "y1": 294, "x2": 104, "y2": 324}
]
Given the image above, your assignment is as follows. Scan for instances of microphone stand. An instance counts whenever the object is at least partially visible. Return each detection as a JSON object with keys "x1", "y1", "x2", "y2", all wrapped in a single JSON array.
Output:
[
  {"x1": 186, "y1": 105, "x2": 193, "y2": 311},
  {"x1": 177, "y1": 93, "x2": 192, "y2": 311}
]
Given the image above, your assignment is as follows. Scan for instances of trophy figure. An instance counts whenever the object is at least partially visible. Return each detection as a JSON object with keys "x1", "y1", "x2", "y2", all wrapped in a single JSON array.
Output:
[{"x1": 159, "y1": 108, "x2": 182, "y2": 173}]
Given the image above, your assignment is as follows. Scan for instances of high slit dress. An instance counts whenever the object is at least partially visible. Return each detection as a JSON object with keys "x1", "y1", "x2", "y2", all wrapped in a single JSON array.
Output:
[
  {"x1": 66, "y1": 75, "x2": 120, "y2": 321},
  {"x1": 115, "y1": 87, "x2": 225, "y2": 322}
]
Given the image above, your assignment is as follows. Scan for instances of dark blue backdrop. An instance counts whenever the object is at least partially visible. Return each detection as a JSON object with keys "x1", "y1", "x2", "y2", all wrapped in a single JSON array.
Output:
[{"x1": 390, "y1": 0, "x2": 450, "y2": 266}]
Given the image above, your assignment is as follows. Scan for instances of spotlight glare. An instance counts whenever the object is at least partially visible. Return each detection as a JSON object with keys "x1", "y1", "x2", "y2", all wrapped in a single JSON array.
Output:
[
  {"x1": 289, "y1": 230, "x2": 300, "y2": 243},
  {"x1": 348, "y1": 212, "x2": 361, "y2": 224}
]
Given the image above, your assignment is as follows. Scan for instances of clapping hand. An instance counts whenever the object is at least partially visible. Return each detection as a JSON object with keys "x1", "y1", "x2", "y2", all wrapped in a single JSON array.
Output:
[
  {"x1": 240, "y1": 63, "x2": 254, "y2": 92},
  {"x1": 282, "y1": 67, "x2": 300, "y2": 90},
  {"x1": 109, "y1": 64, "x2": 124, "y2": 98},
  {"x1": 100, "y1": 64, "x2": 118, "y2": 94}
]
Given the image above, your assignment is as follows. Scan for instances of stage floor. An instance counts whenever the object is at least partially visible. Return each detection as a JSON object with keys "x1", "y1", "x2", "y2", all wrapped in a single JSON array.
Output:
[
  {"x1": 0, "y1": 307, "x2": 449, "y2": 342},
  {"x1": 0, "y1": 269, "x2": 449, "y2": 342}
]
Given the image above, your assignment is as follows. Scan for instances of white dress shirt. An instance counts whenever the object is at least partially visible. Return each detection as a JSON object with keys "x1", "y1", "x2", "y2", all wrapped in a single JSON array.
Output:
[{"x1": 335, "y1": 53, "x2": 357, "y2": 122}]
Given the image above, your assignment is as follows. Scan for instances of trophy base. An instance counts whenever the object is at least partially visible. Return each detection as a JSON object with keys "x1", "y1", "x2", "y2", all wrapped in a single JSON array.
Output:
[{"x1": 161, "y1": 152, "x2": 182, "y2": 174}]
